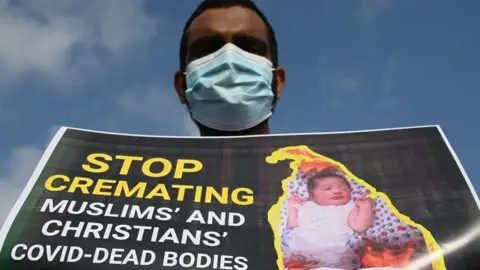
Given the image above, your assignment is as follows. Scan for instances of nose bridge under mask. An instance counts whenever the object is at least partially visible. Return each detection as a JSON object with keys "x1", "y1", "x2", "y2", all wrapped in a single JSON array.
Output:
[
  {"x1": 186, "y1": 52, "x2": 273, "y2": 89},
  {"x1": 185, "y1": 43, "x2": 273, "y2": 75}
]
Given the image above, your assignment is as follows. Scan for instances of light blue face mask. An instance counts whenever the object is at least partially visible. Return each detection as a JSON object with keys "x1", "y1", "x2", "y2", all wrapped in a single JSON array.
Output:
[{"x1": 185, "y1": 43, "x2": 275, "y2": 132}]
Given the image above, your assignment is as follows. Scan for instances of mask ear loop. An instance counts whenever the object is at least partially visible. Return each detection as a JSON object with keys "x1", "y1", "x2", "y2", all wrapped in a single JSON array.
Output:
[
  {"x1": 182, "y1": 71, "x2": 193, "y2": 114},
  {"x1": 271, "y1": 67, "x2": 278, "y2": 114}
]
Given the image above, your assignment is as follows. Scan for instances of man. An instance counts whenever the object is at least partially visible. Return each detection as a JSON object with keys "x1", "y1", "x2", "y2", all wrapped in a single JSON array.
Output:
[{"x1": 174, "y1": 0, "x2": 286, "y2": 136}]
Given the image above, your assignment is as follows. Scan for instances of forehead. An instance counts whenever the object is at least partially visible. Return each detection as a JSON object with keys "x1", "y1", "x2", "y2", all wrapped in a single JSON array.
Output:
[
  {"x1": 187, "y1": 6, "x2": 269, "y2": 43},
  {"x1": 315, "y1": 177, "x2": 347, "y2": 186}
]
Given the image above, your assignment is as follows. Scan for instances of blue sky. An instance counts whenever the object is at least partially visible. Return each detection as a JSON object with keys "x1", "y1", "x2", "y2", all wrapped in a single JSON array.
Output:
[{"x1": 0, "y1": 0, "x2": 479, "y2": 223}]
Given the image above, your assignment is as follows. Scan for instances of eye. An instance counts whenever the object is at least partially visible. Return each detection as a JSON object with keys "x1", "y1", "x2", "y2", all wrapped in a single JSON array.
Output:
[
  {"x1": 232, "y1": 35, "x2": 269, "y2": 57},
  {"x1": 188, "y1": 36, "x2": 225, "y2": 62}
]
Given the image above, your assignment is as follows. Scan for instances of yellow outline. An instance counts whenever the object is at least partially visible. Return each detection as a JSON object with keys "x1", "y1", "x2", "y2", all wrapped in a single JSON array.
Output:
[{"x1": 266, "y1": 145, "x2": 446, "y2": 270}]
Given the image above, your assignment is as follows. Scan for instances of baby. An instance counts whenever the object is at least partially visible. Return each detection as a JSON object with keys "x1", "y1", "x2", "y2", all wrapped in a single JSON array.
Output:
[{"x1": 287, "y1": 167, "x2": 374, "y2": 269}]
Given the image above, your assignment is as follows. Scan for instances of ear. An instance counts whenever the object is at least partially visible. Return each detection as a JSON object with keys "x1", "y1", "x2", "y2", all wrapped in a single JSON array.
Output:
[
  {"x1": 274, "y1": 66, "x2": 286, "y2": 100},
  {"x1": 174, "y1": 70, "x2": 187, "y2": 104}
]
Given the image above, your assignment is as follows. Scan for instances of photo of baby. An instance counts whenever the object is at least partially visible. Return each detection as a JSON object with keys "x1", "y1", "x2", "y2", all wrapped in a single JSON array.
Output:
[
  {"x1": 287, "y1": 167, "x2": 374, "y2": 269},
  {"x1": 266, "y1": 146, "x2": 444, "y2": 270}
]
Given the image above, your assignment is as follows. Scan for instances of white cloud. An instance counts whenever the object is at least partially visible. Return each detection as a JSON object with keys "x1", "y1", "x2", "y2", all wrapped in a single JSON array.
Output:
[
  {"x1": 330, "y1": 76, "x2": 361, "y2": 112},
  {"x1": 0, "y1": 146, "x2": 43, "y2": 227},
  {"x1": 321, "y1": 57, "x2": 400, "y2": 114},
  {"x1": 383, "y1": 57, "x2": 396, "y2": 94},
  {"x1": 316, "y1": 66, "x2": 362, "y2": 112},
  {"x1": 337, "y1": 77, "x2": 360, "y2": 94},
  {"x1": 0, "y1": 107, "x2": 16, "y2": 124},
  {"x1": 358, "y1": 0, "x2": 394, "y2": 25},
  {"x1": 114, "y1": 84, "x2": 199, "y2": 136},
  {"x1": 0, "y1": 0, "x2": 158, "y2": 88},
  {"x1": 374, "y1": 57, "x2": 399, "y2": 111}
]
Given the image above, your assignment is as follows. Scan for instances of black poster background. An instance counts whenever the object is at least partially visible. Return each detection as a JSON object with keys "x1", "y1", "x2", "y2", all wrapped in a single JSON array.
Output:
[{"x1": 0, "y1": 126, "x2": 479, "y2": 269}]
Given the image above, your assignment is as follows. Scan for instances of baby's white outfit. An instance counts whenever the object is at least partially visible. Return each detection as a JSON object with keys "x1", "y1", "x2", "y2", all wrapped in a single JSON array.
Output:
[{"x1": 290, "y1": 200, "x2": 357, "y2": 269}]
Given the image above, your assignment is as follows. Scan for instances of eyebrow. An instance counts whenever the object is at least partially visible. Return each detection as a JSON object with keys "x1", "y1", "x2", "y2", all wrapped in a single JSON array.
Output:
[
  {"x1": 188, "y1": 35, "x2": 224, "y2": 49},
  {"x1": 232, "y1": 33, "x2": 268, "y2": 48},
  {"x1": 188, "y1": 33, "x2": 269, "y2": 52}
]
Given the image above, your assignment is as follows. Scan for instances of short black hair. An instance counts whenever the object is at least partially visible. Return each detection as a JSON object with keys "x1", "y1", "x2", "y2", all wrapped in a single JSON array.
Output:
[
  {"x1": 306, "y1": 167, "x2": 351, "y2": 194},
  {"x1": 179, "y1": 0, "x2": 278, "y2": 71}
]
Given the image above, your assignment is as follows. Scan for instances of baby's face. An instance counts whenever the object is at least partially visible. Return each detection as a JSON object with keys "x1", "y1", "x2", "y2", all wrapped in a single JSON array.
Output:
[{"x1": 310, "y1": 177, "x2": 351, "y2": 206}]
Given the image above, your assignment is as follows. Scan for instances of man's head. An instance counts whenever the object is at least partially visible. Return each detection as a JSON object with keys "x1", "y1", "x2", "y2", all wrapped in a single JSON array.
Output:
[{"x1": 174, "y1": 0, "x2": 286, "y2": 136}]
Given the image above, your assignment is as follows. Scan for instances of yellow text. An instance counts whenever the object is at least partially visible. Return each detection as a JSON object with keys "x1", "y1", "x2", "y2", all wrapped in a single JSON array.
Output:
[
  {"x1": 44, "y1": 174, "x2": 254, "y2": 206},
  {"x1": 81, "y1": 153, "x2": 203, "y2": 179}
]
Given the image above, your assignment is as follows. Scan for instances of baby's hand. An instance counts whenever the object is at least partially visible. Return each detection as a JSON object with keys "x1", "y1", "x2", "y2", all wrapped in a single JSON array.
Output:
[
  {"x1": 355, "y1": 196, "x2": 374, "y2": 210},
  {"x1": 287, "y1": 193, "x2": 305, "y2": 209}
]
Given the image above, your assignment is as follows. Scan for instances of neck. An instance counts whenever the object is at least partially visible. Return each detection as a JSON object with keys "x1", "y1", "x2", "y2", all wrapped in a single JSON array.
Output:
[{"x1": 198, "y1": 121, "x2": 270, "y2": 137}]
